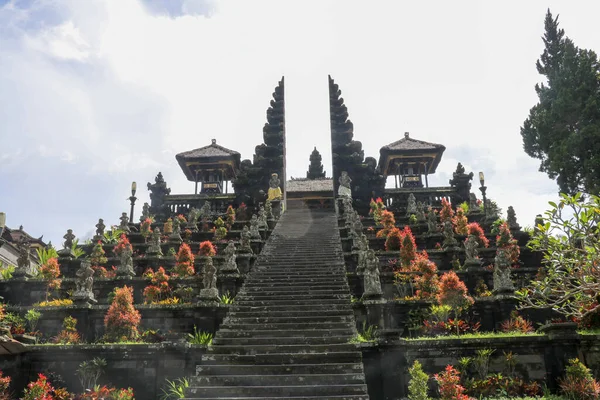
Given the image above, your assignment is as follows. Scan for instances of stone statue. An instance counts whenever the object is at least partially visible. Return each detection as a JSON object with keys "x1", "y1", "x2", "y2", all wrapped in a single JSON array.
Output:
[
  {"x1": 464, "y1": 234, "x2": 480, "y2": 264},
  {"x1": 146, "y1": 228, "x2": 163, "y2": 257},
  {"x1": 258, "y1": 206, "x2": 268, "y2": 229},
  {"x1": 14, "y1": 237, "x2": 33, "y2": 278},
  {"x1": 63, "y1": 229, "x2": 76, "y2": 250},
  {"x1": 93, "y1": 218, "x2": 105, "y2": 242},
  {"x1": 267, "y1": 173, "x2": 283, "y2": 201},
  {"x1": 240, "y1": 225, "x2": 253, "y2": 253},
  {"x1": 221, "y1": 240, "x2": 239, "y2": 273},
  {"x1": 73, "y1": 260, "x2": 96, "y2": 304},
  {"x1": 147, "y1": 172, "x2": 171, "y2": 211},
  {"x1": 507, "y1": 206, "x2": 520, "y2": 230},
  {"x1": 117, "y1": 242, "x2": 134, "y2": 277},
  {"x1": 342, "y1": 196, "x2": 353, "y2": 214},
  {"x1": 187, "y1": 207, "x2": 200, "y2": 232},
  {"x1": 493, "y1": 247, "x2": 515, "y2": 293},
  {"x1": 356, "y1": 234, "x2": 369, "y2": 275},
  {"x1": 442, "y1": 220, "x2": 459, "y2": 249},
  {"x1": 469, "y1": 193, "x2": 479, "y2": 213},
  {"x1": 140, "y1": 202, "x2": 150, "y2": 223},
  {"x1": 200, "y1": 202, "x2": 212, "y2": 219},
  {"x1": 169, "y1": 217, "x2": 183, "y2": 244},
  {"x1": 485, "y1": 199, "x2": 500, "y2": 221},
  {"x1": 265, "y1": 200, "x2": 274, "y2": 220},
  {"x1": 426, "y1": 207, "x2": 438, "y2": 234},
  {"x1": 198, "y1": 256, "x2": 219, "y2": 302},
  {"x1": 118, "y1": 213, "x2": 131, "y2": 234},
  {"x1": 338, "y1": 171, "x2": 352, "y2": 198},
  {"x1": 406, "y1": 193, "x2": 417, "y2": 216},
  {"x1": 250, "y1": 215, "x2": 261, "y2": 239},
  {"x1": 362, "y1": 249, "x2": 383, "y2": 298},
  {"x1": 416, "y1": 202, "x2": 426, "y2": 222}
]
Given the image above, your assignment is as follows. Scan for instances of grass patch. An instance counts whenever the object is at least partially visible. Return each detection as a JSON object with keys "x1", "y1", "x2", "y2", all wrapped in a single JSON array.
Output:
[{"x1": 407, "y1": 331, "x2": 544, "y2": 341}]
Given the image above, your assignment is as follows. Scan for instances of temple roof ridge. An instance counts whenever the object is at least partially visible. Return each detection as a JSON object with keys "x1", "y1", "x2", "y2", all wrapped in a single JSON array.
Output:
[
  {"x1": 381, "y1": 132, "x2": 445, "y2": 152},
  {"x1": 176, "y1": 139, "x2": 240, "y2": 159}
]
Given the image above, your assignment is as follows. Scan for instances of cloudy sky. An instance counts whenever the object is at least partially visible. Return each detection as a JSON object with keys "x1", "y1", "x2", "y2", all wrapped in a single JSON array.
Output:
[{"x1": 1, "y1": 0, "x2": 598, "y2": 246}]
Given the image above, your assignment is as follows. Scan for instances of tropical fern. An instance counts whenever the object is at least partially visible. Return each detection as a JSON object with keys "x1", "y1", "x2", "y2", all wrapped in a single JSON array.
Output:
[
  {"x1": 160, "y1": 377, "x2": 189, "y2": 400},
  {"x1": 187, "y1": 326, "x2": 213, "y2": 346}
]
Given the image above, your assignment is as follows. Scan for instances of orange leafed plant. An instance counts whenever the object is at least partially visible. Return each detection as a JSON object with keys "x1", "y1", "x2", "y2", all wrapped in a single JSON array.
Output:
[
  {"x1": 376, "y1": 210, "x2": 396, "y2": 239},
  {"x1": 173, "y1": 243, "x2": 195, "y2": 277},
  {"x1": 199, "y1": 241, "x2": 217, "y2": 257},
  {"x1": 104, "y1": 286, "x2": 141, "y2": 342}
]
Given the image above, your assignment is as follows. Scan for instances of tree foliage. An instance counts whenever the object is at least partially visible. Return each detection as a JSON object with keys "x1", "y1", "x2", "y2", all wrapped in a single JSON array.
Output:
[
  {"x1": 516, "y1": 193, "x2": 600, "y2": 320},
  {"x1": 521, "y1": 10, "x2": 600, "y2": 195}
]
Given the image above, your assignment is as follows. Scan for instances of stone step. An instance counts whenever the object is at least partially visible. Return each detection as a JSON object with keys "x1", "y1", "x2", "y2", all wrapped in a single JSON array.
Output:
[
  {"x1": 185, "y1": 384, "x2": 368, "y2": 398},
  {"x1": 212, "y1": 335, "x2": 353, "y2": 346},
  {"x1": 201, "y1": 351, "x2": 363, "y2": 365},
  {"x1": 237, "y1": 293, "x2": 351, "y2": 301},
  {"x1": 233, "y1": 299, "x2": 351, "y2": 307},
  {"x1": 220, "y1": 321, "x2": 353, "y2": 331},
  {"x1": 216, "y1": 328, "x2": 355, "y2": 338},
  {"x1": 230, "y1": 304, "x2": 353, "y2": 312},
  {"x1": 223, "y1": 315, "x2": 353, "y2": 326},
  {"x1": 190, "y1": 373, "x2": 365, "y2": 386},
  {"x1": 195, "y1": 362, "x2": 364, "y2": 376},
  {"x1": 240, "y1": 286, "x2": 349, "y2": 294},
  {"x1": 184, "y1": 396, "x2": 369, "y2": 400},
  {"x1": 227, "y1": 309, "x2": 353, "y2": 318},
  {"x1": 251, "y1": 267, "x2": 346, "y2": 273},
  {"x1": 242, "y1": 281, "x2": 348, "y2": 288},
  {"x1": 210, "y1": 343, "x2": 358, "y2": 355}
]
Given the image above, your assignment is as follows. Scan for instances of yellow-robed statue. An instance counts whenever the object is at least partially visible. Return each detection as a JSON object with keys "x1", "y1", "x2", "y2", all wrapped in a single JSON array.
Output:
[{"x1": 267, "y1": 173, "x2": 283, "y2": 201}]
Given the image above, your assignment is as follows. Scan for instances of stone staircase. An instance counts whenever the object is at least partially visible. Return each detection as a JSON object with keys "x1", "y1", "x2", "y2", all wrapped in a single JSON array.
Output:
[{"x1": 184, "y1": 208, "x2": 369, "y2": 399}]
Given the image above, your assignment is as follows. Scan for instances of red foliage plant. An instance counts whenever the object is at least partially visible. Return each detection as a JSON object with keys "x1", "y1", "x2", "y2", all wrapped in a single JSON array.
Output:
[
  {"x1": 466, "y1": 222, "x2": 490, "y2": 248},
  {"x1": 437, "y1": 271, "x2": 474, "y2": 312},
  {"x1": 399, "y1": 226, "x2": 417, "y2": 267},
  {"x1": 103, "y1": 286, "x2": 141, "y2": 342},
  {"x1": 140, "y1": 218, "x2": 152, "y2": 238},
  {"x1": 235, "y1": 203, "x2": 248, "y2": 221},
  {"x1": 376, "y1": 210, "x2": 396, "y2": 239},
  {"x1": 226, "y1": 205, "x2": 236, "y2": 229},
  {"x1": 560, "y1": 358, "x2": 600, "y2": 400},
  {"x1": 39, "y1": 257, "x2": 62, "y2": 299},
  {"x1": 369, "y1": 197, "x2": 386, "y2": 226},
  {"x1": 174, "y1": 243, "x2": 195, "y2": 277},
  {"x1": 439, "y1": 198, "x2": 455, "y2": 225},
  {"x1": 142, "y1": 267, "x2": 171, "y2": 303},
  {"x1": 453, "y1": 207, "x2": 469, "y2": 235},
  {"x1": 385, "y1": 228, "x2": 403, "y2": 251},
  {"x1": 0, "y1": 370, "x2": 10, "y2": 400},
  {"x1": 113, "y1": 234, "x2": 132, "y2": 255},
  {"x1": 90, "y1": 241, "x2": 108, "y2": 268},
  {"x1": 496, "y1": 221, "x2": 520, "y2": 265},
  {"x1": 500, "y1": 311, "x2": 534, "y2": 333},
  {"x1": 412, "y1": 251, "x2": 440, "y2": 299},
  {"x1": 22, "y1": 373, "x2": 54, "y2": 400},
  {"x1": 199, "y1": 241, "x2": 217, "y2": 257},
  {"x1": 434, "y1": 365, "x2": 469, "y2": 400},
  {"x1": 78, "y1": 386, "x2": 135, "y2": 400},
  {"x1": 53, "y1": 316, "x2": 81, "y2": 344}
]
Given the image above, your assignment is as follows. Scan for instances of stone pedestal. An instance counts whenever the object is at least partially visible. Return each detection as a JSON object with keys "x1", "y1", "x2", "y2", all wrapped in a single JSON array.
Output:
[
  {"x1": 57, "y1": 248, "x2": 75, "y2": 259},
  {"x1": 236, "y1": 254, "x2": 252, "y2": 274},
  {"x1": 13, "y1": 263, "x2": 34, "y2": 279},
  {"x1": 72, "y1": 292, "x2": 97, "y2": 306},
  {"x1": 198, "y1": 288, "x2": 219, "y2": 303},
  {"x1": 218, "y1": 274, "x2": 239, "y2": 297},
  {"x1": 271, "y1": 200, "x2": 282, "y2": 220},
  {"x1": 250, "y1": 240, "x2": 263, "y2": 255},
  {"x1": 363, "y1": 299, "x2": 386, "y2": 331},
  {"x1": 540, "y1": 322, "x2": 581, "y2": 391}
]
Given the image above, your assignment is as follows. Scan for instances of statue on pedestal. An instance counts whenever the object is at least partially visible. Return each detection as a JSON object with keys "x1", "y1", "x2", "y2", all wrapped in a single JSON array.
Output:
[
  {"x1": 416, "y1": 202, "x2": 426, "y2": 222},
  {"x1": 250, "y1": 215, "x2": 261, "y2": 239},
  {"x1": 493, "y1": 248, "x2": 515, "y2": 293},
  {"x1": 258, "y1": 206, "x2": 268, "y2": 229},
  {"x1": 221, "y1": 240, "x2": 239, "y2": 273},
  {"x1": 507, "y1": 206, "x2": 520, "y2": 230},
  {"x1": 119, "y1": 213, "x2": 131, "y2": 234},
  {"x1": 117, "y1": 242, "x2": 134, "y2": 277},
  {"x1": 73, "y1": 260, "x2": 96, "y2": 304},
  {"x1": 338, "y1": 171, "x2": 352, "y2": 198},
  {"x1": 93, "y1": 219, "x2": 105, "y2": 242},
  {"x1": 147, "y1": 172, "x2": 171, "y2": 217},
  {"x1": 169, "y1": 217, "x2": 183, "y2": 243},
  {"x1": 267, "y1": 173, "x2": 283, "y2": 201},
  {"x1": 186, "y1": 207, "x2": 200, "y2": 232},
  {"x1": 265, "y1": 200, "x2": 274, "y2": 220},
  {"x1": 199, "y1": 257, "x2": 218, "y2": 302},
  {"x1": 363, "y1": 249, "x2": 383, "y2": 298},
  {"x1": 442, "y1": 220, "x2": 459, "y2": 249},
  {"x1": 426, "y1": 207, "x2": 438, "y2": 234},
  {"x1": 146, "y1": 228, "x2": 163, "y2": 257},
  {"x1": 464, "y1": 234, "x2": 481, "y2": 265},
  {"x1": 58, "y1": 229, "x2": 76, "y2": 257},
  {"x1": 406, "y1": 193, "x2": 417, "y2": 216},
  {"x1": 240, "y1": 225, "x2": 253, "y2": 253},
  {"x1": 140, "y1": 202, "x2": 150, "y2": 223},
  {"x1": 356, "y1": 234, "x2": 369, "y2": 275}
]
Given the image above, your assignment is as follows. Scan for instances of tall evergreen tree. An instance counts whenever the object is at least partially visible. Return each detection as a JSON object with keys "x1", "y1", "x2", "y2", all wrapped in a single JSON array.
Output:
[
  {"x1": 521, "y1": 10, "x2": 600, "y2": 195},
  {"x1": 306, "y1": 147, "x2": 326, "y2": 179}
]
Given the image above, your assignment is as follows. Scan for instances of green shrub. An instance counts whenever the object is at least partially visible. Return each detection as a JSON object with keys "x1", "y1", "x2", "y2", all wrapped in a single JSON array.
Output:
[{"x1": 408, "y1": 360, "x2": 430, "y2": 400}]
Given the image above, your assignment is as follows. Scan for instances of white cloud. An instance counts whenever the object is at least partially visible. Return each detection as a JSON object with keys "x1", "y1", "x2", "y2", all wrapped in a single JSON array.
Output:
[{"x1": 0, "y1": 0, "x2": 599, "y2": 245}]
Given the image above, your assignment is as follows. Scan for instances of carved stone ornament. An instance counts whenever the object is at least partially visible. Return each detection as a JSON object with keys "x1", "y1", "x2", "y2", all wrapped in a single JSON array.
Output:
[
  {"x1": 73, "y1": 260, "x2": 97, "y2": 304},
  {"x1": 338, "y1": 171, "x2": 352, "y2": 198},
  {"x1": 240, "y1": 225, "x2": 253, "y2": 253},
  {"x1": 442, "y1": 220, "x2": 459, "y2": 249},
  {"x1": 426, "y1": 207, "x2": 438, "y2": 234},
  {"x1": 198, "y1": 257, "x2": 219, "y2": 302},
  {"x1": 140, "y1": 202, "x2": 150, "y2": 223},
  {"x1": 362, "y1": 249, "x2": 383, "y2": 298},
  {"x1": 117, "y1": 243, "x2": 135, "y2": 277},
  {"x1": 406, "y1": 193, "x2": 417, "y2": 216},
  {"x1": 250, "y1": 215, "x2": 261, "y2": 239},
  {"x1": 146, "y1": 228, "x2": 163, "y2": 257},
  {"x1": 221, "y1": 240, "x2": 239, "y2": 273},
  {"x1": 493, "y1": 247, "x2": 515, "y2": 293},
  {"x1": 119, "y1": 212, "x2": 131, "y2": 234}
]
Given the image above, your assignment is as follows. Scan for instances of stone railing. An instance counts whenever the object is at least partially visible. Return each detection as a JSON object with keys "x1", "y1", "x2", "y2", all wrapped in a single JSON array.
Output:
[
  {"x1": 383, "y1": 186, "x2": 457, "y2": 211},
  {"x1": 163, "y1": 193, "x2": 237, "y2": 215}
]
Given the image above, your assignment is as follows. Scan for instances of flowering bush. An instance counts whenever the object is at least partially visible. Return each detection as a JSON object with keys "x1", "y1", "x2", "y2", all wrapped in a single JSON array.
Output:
[
  {"x1": 143, "y1": 267, "x2": 171, "y2": 303},
  {"x1": 53, "y1": 315, "x2": 81, "y2": 344},
  {"x1": 453, "y1": 207, "x2": 469, "y2": 235},
  {"x1": 226, "y1": 205, "x2": 236, "y2": 229},
  {"x1": 0, "y1": 370, "x2": 11, "y2": 400},
  {"x1": 199, "y1": 241, "x2": 217, "y2": 257},
  {"x1": 140, "y1": 217, "x2": 153, "y2": 239},
  {"x1": 385, "y1": 228, "x2": 403, "y2": 251},
  {"x1": 434, "y1": 365, "x2": 469, "y2": 400},
  {"x1": 466, "y1": 222, "x2": 489, "y2": 248},
  {"x1": 78, "y1": 386, "x2": 135, "y2": 400},
  {"x1": 560, "y1": 358, "x2": 600, "y2": 400},
  {"x1": 163, "y1": 218, "x2": 173, "y2": 235},
  {"x1": 399, "y1": 226, "x2": 417, "y2": 267},
  {"x1": 103, "y1": 286, "x2": 141, "y2": 342},
  {"x1": 39, "y1": 257, "x2": 62, "y2": 300},
  {"x1": 496, "y1": 222, "x2": 520, "y2": 265},
  {"x1": 376, "y1": 210, "x2": 396, "y2": 239},
  {"x1": 113, "y1": 234, "x2": 132, "y2": 256},
  {"x1": 439, "y1": 198, "x2": 455, "y2": 225},
  {"x1": 369, "y1": 197, "x2": 386, "y2": 226},
  {"x1": 173, "y1": 243, "x2": 195, "y2": 277},
  {"x1": 89, "y1": 242, "x2": 108, "y2": 269},
  {"x1": 437, "y1": 271, "x2": 473, "y2": 316},
  {"x1": 23, "y1": 373, "x2": 54, "y2": 400}
]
